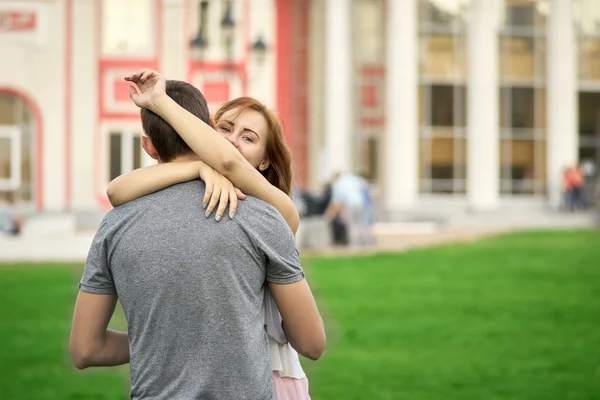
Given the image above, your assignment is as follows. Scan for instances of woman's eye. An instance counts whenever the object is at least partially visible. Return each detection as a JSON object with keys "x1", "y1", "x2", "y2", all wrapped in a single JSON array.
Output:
[
  {"x1": 219, "y1": 126, "x2": 231, "y2": 133},
  {"x1": 243, "y1": 136, "x2": 254, "y2": 143}
]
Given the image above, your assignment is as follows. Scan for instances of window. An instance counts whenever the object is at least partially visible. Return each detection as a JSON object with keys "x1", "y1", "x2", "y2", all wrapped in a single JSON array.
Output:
[
  {"x1": 353, "y1": 0, "x2": 385, "y2": 63},
  {"x1": 501, "y1": 36, "x2": 535, "y2": 79},
  {"x1": 0, "y1": 94, "x2": 35, "y2": 203},
  {"x1": 578, "y1": 92, "x2": 600, "y2": 174},
  {"x1": 499, "y1": 87, "x2": 546, "y2": 194},
  {"x1": 418, "y1": 82, "x2": 467, "y2": 193},
  {"x1": 503, "y1": 0, "x2": 548, "y2": 30},
  {"x1": 577, "y1": 2, "x2": 600, "y2": 181},
  {"x1": 418, "y1": 0, "x2": 469, "y2": 28},
  {"x1": 105, "y1": 128, "x2": 150, "y2": 186},
  {"x1": 579, "y1": 38, "x2": 600, "y2": 81},
  {"x1": 420, "y1": 136, "x2": 467, "y2": 193},
  {"x1": 576, "y1": 0, "x2": 600, "y2": 36},
  {"x1": 499, "y1": 1, "x2": 547, "y2": 195},
  {"x1": 102, "y1": 0, "x2": 154, "y2": 56},
  {"x1": 352, "y1": 0, "x2": 385, "y2": 188},
  {"x1": 418, "y1": 0, "x2": 468, "y2": 194},
  {"x1": 359, "y1": 136, "x2": 379, "y2": 183}
]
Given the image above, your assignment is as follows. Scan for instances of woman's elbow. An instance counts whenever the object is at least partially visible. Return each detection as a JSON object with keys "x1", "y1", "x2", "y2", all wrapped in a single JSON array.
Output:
[
  {"x1": 69, "y1": 343, "x2": 92, "y2": 369},
  {"x1": 302, "y1": 342, "x2": 326, "y2": 361},
  {"x1": 217, "y1": 149, "x2": 244, "y2": 174},
  {"x1": 106, "y1": 183, "x2": 121, "y2": 207},
  {"x1": 297, "y1": 332, "x2": 326, "y2": 361}
]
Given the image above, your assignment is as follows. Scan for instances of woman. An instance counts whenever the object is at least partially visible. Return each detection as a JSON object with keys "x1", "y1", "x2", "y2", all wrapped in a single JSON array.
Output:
[{"x1": 108, "y1": 70, "x2": 316, "y2": 399}]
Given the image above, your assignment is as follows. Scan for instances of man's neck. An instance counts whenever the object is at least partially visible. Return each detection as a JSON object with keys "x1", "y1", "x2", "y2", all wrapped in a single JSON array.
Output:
[{"x1": 160, "y1": 154, "x2": 200, "y2": 164}]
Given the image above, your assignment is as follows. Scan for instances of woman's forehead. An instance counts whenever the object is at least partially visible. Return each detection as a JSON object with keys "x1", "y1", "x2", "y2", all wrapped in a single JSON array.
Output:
[{"x1": 219, "y1": 108, "x2": 267, "y2": 130}]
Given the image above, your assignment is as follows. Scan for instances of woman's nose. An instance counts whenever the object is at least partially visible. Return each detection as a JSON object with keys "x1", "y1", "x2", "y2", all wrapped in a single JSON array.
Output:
[{"x1": 227, "y1": 135, "x2": 239, "y2": 148}]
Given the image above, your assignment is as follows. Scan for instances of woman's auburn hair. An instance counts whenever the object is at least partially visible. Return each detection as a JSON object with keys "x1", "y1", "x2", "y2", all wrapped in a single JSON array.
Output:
[{"x1": 214, "y1": 97, "x2": 293, "y2": 197}]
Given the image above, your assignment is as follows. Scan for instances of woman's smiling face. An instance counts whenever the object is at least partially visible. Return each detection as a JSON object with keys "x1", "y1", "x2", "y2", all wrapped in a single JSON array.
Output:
[{"x1": 215, "y1": 107, "x2": 270, "y2": 171}]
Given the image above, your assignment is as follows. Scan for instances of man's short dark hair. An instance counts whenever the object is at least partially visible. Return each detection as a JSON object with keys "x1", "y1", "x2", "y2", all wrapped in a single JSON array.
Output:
[{"x1": 141, "y1": 80, "x2": 209, "y2": 162}]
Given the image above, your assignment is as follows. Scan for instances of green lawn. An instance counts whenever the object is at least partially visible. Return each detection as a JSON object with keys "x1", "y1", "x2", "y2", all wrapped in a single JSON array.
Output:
[
  {"x1": 0, "y1": 264, "x2": 129, "y2": 400},
  {"x1": 305, "y1": 230, "x2": 600, "y2": 400},
  {"x1": 1, "y1": 230, "x2": 599, "y2": 399}
]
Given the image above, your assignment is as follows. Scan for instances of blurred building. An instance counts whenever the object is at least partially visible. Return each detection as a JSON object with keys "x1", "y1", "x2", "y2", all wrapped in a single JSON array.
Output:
[{"x1": 1, "y1": 0, "x2": 599, "y2": 224}]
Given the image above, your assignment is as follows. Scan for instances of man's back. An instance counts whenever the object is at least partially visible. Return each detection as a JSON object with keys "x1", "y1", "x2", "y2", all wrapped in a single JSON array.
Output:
[{"x1": 80, "y1": 181, "x2": 303, "y2": 399}]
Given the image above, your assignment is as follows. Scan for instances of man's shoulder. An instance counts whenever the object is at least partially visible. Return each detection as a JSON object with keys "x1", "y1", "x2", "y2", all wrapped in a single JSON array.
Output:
[
  {"x1": 109, "y1": 181, "x2": 204, "y2": 212},
  {"x1": 235, "y1": 196, "x2": 288, "y2": 226}
]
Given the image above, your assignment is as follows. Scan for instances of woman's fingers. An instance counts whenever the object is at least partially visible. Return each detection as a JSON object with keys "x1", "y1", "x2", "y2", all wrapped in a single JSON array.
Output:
[
  {"x1": 235, "y1": 188, "x2": 246, "y2": 200},
  {"x1": 202, "y1": 185, "x2": 212, "y2": 211},
  {"x1": 214, "y1": 187, "x2": 229, "y2": 221},
  {"x1": 206, "y1": 180, "x2": 221, "y2": 218}
]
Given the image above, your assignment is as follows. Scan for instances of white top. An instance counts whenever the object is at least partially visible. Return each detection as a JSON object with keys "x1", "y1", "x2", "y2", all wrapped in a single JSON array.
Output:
[
  {"x1": 264, "y1": 288, "x2": 306, "y2": 379},
  {"x1": 332, "y1": 174, "x2": 368, "y2": 208}
]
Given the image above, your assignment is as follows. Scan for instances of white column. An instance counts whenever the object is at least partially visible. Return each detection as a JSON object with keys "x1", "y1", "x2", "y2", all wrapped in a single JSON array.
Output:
[
  {"x1": 71, "y1": 0, "x2": 97, "y2": 210},
  {"x1": 547, "y1": 0, "x2": 577, "y2": 209},
  {"x1": 324, "y1": 0, "x2": 352, "y2": 178},
  {"x1": 385, "y1": 0, "x2": 418, "y2": 211},
  {"x1": 467, "y1": 0, "x2": 500, "y2": 211},
  {"x1": 161, "y1": 0, "x2": 186, "y2": 80},
  {"x1": 308, "y1": 0, "x2": 327, "y2": 189}
]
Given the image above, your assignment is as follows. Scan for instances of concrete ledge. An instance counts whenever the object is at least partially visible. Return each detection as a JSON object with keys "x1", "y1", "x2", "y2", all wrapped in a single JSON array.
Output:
[
  {"x1": 21, "y1": 214, "x2": 76, "y2": 237},
  {"x1": 296, "y1": 217, "x2": 332, "y2": 249},
  {"x1": 0, "y1": 232, "x2": 95, "y2": 263}
]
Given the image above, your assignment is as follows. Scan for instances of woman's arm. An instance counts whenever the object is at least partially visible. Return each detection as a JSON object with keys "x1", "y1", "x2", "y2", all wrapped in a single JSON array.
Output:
[
  {"x1": 107, "y1": 162, "x2": 199, "y2": 207},
  {"x1": 125, "y1": 70, "x2": 300, "y2": 234},
  {"x1": 107, "y1": 160, "x2": 246, "y2": 220}
]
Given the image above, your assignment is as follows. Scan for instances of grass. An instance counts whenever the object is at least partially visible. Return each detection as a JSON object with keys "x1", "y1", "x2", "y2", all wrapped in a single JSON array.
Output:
[
  {"x1": 305, "y1": 230, "x2": 600, "y2": 400},
  {"x1": 1, "y1": 230, "x2": 600, "y2": 399},
  {"x1": 0, "y1": 265, "x2": 129, "y2": 400}
]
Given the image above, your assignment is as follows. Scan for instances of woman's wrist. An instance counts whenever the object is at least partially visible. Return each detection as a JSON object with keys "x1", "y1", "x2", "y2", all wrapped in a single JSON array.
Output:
[
  {"x1": 194, "y1": 160, "x2": 212, "y2": 181},
  {"x1": 150, "y1": 93, "x2": 173, "y2": 115}
]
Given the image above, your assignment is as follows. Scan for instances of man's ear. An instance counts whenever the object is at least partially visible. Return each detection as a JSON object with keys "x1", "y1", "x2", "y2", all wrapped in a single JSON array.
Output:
[
  {"x1": 209, "y1": 116, "x2": 217, "y2": 130},
  {"x1": 141, "y1": 136, "x2": 159, "y2": 161},
  {"x1": 258, "y1": 158, "x2": 270, "y2": 172}
]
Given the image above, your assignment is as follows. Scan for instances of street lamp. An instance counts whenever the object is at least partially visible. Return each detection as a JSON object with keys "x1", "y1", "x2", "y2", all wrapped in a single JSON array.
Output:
[
  {"x1": 251, "y1": 35, "x2": 268, "y2": 64},
  {"x1": 221, "y1": 0, "x2": 235, "y2": 60},
  {"x1": 190, "y1": 0, "x2": 209, "y2": 58}
]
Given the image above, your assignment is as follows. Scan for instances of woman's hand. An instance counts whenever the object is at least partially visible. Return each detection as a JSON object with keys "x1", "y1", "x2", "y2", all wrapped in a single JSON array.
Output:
[
  {"x1": 125, "y1": 69, "x2": 167, "y2": 113},
  {"x1": 198, "y1": 163, "x2": 246, "y2": 221}
]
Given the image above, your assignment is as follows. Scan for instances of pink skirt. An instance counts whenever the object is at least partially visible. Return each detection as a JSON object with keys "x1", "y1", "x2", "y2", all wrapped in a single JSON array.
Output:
[{"x1": 272, "y1": 371, "x2": 311, "y2": 400}]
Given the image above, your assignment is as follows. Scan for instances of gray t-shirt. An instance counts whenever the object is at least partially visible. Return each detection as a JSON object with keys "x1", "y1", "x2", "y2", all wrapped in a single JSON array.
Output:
[{"x1": 79, "y1": 181, "x2": 304, "y2": 400}]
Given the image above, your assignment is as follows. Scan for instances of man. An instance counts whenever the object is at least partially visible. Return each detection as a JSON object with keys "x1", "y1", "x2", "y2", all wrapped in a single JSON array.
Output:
[
  {"x1": 1, "y1": 192, "x2": 22, "y2": 236},
  {"x1": 324, "y1": 171, "x2": 371, "y2": 247},
  {"x1": 70, "y1": 80, "x2": 323, "y2": 399}
]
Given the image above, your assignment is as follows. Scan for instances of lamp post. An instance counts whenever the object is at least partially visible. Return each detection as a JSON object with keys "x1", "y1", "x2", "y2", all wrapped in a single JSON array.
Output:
[
  {"x1": 190, "y1": 0, "x2": 209, "y2": 59},
  {"x1": 190, "y1": 0, "x2": 270, "y2": 66},
  {"x1": 221, "y1": 0, "x2": 235, "y2": 60},
  {"x1": 251, "y1": 35, "x2": 267, "y2": 64}
]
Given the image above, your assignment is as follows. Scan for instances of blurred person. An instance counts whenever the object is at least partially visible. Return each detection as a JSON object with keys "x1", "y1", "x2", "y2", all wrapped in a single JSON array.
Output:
[
  {"x1": 70, "y1": 71, "x2": 324, "y2": 400},
  {"x1": 359, "y1": 171, "x2": 376, "y2": 245},
  {"x1": 565, "y1": 164, "x2": 585, "y2": 211},
  {"x1": 324, "y1": 171, "x2": 371, "y2": 247},
  {"x1": 1, "y1": 192, "x2": 23, "y2": 236},
  {"x1": 562, "y1": 166, "x2": 575, "y2": 211}
]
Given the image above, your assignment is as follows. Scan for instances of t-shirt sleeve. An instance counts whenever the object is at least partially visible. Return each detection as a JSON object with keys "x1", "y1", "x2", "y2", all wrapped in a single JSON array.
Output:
[
  {"x1": 79, "y1": 218, "x2": 116, "y2": 295},
  {"x1": 248, "y1": 203, "x2": 305, "y2": 285}
]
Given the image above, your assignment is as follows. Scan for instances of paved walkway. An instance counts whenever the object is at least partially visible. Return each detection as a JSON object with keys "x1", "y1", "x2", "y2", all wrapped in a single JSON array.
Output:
[
  {"x1": 300, "y1": 227, "x2": 514, "y2": 258},
  {"x1": 0, "y1": 227, "x2": 506, "y2": 263},
  {"x1": 0, "y1": 212, "x2": 595, "y2": 263}
]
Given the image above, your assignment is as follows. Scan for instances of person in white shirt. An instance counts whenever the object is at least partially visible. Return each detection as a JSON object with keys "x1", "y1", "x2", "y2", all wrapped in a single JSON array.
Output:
[{"x1": 324, "y1": 172, "x2": 371, "y2": 247}]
